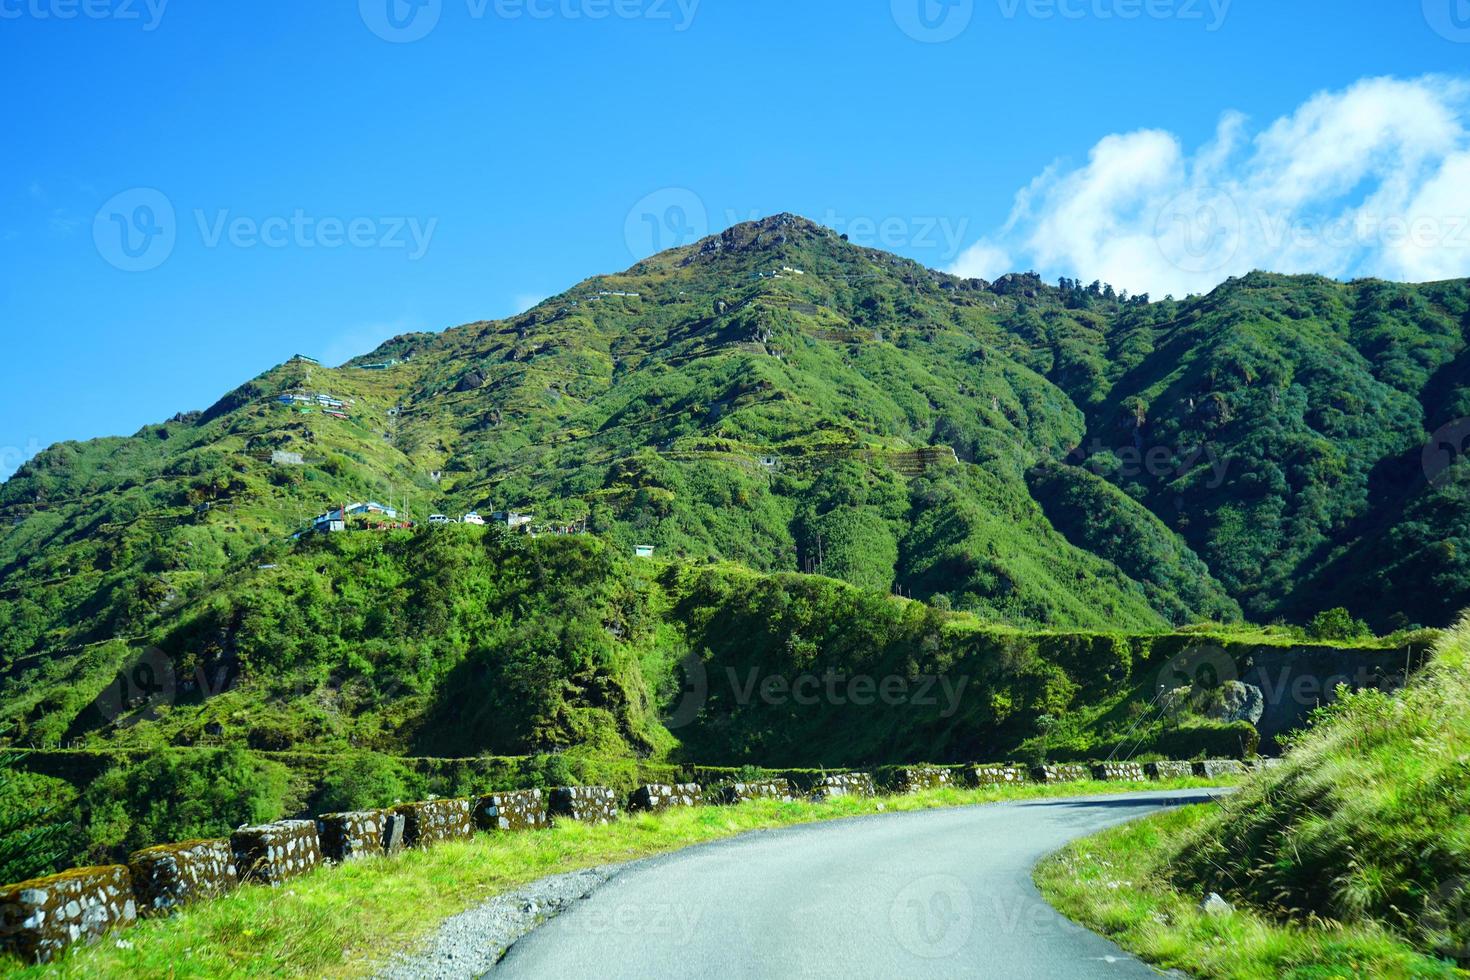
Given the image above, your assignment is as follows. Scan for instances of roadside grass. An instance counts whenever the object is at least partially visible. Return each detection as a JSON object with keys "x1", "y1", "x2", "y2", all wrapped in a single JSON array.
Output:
[
  {"x1": 1036, "y1": 804, "x2": 1466, "y2": 980},
  {"x1": 4, "y1": 777, "x2": 1223, "y2": 978}
]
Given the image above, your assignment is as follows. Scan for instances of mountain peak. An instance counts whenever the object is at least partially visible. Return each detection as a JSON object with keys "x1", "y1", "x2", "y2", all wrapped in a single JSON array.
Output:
[{"x1": 679, "y1": 212, "x2": 838, "y2": 266}]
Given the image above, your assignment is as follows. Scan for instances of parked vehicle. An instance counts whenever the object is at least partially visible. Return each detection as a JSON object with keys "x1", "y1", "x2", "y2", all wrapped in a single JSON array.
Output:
[
  {"x1": 427, "y1": 514, "x2": 452, "y2": 525},
  {"x1": 462, "y1": 512, "x2": 486, "y2": 526}
]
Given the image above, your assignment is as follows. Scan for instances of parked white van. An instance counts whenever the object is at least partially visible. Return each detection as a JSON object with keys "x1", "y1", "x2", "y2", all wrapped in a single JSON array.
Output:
[
  {"x1": 427, "y1": 514, "x2": 452, "y2": 525},
  {"x1": 462, "y1": 512, "x2": 486, "y2": 526}
]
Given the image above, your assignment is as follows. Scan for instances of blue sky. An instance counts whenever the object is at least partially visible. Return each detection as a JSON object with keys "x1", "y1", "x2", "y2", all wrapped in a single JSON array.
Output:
[{"x1": 2, "y1": 1, "x2": 1468, "y2": 478}]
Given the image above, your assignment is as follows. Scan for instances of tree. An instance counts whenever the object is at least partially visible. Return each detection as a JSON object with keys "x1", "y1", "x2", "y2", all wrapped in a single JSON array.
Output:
[
  {"x1": 1306, "y1": 607, "x2": 1372, "y2": 642},
  {"x1": 0, "y1": 740, "x2": 71, "y2": 884}
]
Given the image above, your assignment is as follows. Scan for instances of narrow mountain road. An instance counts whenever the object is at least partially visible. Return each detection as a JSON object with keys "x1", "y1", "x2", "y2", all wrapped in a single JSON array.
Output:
[{"x1": 491, "y1": 789, "x2": 1222, "y2": 978}]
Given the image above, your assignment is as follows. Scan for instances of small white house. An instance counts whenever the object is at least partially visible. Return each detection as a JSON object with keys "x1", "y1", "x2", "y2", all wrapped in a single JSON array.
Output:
[{"x1": 634, "y1": 545, "x2": 656, "y2": 559}]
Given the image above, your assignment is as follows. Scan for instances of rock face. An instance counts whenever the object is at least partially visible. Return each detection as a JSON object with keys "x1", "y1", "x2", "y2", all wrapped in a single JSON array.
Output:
[
  {"x1": 395, "y1": 799, "x2": 475, "y2": 847},
  {"x1": 885, "y1": 766, "x2": 953, "y2": 793},
  {"x1": 128, "y1": 839, "x2": 238, "y2": 914},
  {"x1": 718, "y1": 779, "x2": 795, "y2": 804},
  {"x1": 810, "y1": 772, "x2": 876, "y2": 800},
  {"x1": 1207, "y1": 681, "x2": 1266, "y2": 725},
  {"x1": 475, "y1": 790, "x2": 553, "y2": 832},
  {"x1": 317, "y1": 810, "x2": 395, "y2": 863},
  {"x1": 549, "y1": 787, "x2": 621, "y2": 824},
  {"x1": 1145, "y1": 761, "x2": 1195, "y2": 780},
  {"x1": 0, "y1": 865, "x2": 137, "y2": 962},
  {"x1": 1090, "y1": 762, "x2": 1147, "y2": 782},
  {"x1": 1193, "y1": 759, "x2": 1248, "y2": 779},
  {"x1": 961, "y1": 764, "x2": 1030, "y2": 787},
  {"x1": 628, "y1": 784, "x2": 702, "y2": 813},
  {"x1": 1030, "y1": 763, "x2": 1091, "y2": 784},
  {"x1": 232, "y1": 821, "x2": 325, "y2": 885}
]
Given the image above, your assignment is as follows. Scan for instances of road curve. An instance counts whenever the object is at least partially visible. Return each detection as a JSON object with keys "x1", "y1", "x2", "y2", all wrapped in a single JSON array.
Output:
[{"x1": 492, "y1": 789, "x2": 1221, "y2": 979}]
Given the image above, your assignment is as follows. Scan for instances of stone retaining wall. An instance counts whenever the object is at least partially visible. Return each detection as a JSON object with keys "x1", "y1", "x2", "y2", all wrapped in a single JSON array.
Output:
[
  {"x1": 550, "y1": 786, "x2": 621, "y2": 824},
  {"x1": 811, "y1": 772, "x2": 876, "y2": 800},
  {"x1": 628, "y1": 784, "x2": 702, "y2": 812},
  {"x1": 475, "y1": 790, "x2": 552, "y2": 832},
  {"x1": 885, "y1": 766, "x2": 953, "y2": 793},
  {"x1": 232, "y1": 821, "x2": 324, "y2": 886},
  {"x1": 0, "y1": 865, "x2": 137, "y2": 963},
  {"x1": 395, "y1": 799, "x2": 475, "y2": 847},
  {"x1": 719, "y1": 778, "x2": 795, "y2": 804},
  {"x1": 1090, "y1": 762, "x2": 1147, "y2": 782},
  {"x1": 961, "y1": 764, "x2": 1030, "y2": 787},
  {"x1": 128, "y1": 839, "x2": 237, "y2": 914},
  {"x1": 317, "y1": 811, "x2": 393, "y2": 863},
  {"x1": 1030, "y1": 763, "x2": 1091, "y2": 783},
  {"x1": 0, "y1": 756, "x2": 1236, "y2": 962},
  {"x1": 1145, "y1": 761, "x2": 1195, "y2": 780}
]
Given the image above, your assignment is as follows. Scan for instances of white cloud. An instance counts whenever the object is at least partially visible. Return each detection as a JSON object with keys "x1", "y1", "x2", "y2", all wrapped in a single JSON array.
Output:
[{"x1": 949, "y1": 76, "x2": 1470, "y2": 296}]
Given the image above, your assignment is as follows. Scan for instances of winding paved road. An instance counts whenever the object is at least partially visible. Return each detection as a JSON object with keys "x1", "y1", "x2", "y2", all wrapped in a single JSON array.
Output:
[{"x1": 493, "y1": 789, "x2": 1221, "y2": 978}]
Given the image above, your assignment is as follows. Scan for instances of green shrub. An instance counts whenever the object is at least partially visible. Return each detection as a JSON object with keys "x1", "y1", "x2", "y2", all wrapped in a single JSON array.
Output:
[
  {"x1": 81, "y1": 745, "x2": 291, "y2": 861},
  {"x1": 312, "y1": 752, "x2": 413, "y2": 813}
]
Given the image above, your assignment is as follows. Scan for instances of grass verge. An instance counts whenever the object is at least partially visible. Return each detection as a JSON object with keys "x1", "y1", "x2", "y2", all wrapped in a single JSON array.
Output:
[
  {"x1": 7, "y1": 777, "x2": 1222, "y2": 978},
  {"x1": 1036, "y1": 803, "x2": 1466, "y2": 979}
]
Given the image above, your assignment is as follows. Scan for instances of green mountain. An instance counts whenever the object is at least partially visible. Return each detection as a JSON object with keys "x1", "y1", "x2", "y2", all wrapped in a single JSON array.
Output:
[{"x1": 1, "y1": 214, "x2": 1467, "y2": 745}]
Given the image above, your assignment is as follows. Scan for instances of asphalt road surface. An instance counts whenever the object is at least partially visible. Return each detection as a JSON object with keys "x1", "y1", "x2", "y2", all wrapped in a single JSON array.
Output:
[{"x1": 493, "y1": 789, "x2": 1222, "y2": 979}]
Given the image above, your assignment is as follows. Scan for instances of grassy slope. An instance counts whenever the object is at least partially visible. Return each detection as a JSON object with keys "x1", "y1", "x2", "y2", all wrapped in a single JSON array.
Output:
[
  {"x1": 1037, "y1": 612, "x2": 1470, "y2": 977},
  {"x1": 1, "y1": 777, "x2": 1226, "y2": 979},
  {"x1": 1037, "y1": 806, "x2": 1459, "y2": 979}
]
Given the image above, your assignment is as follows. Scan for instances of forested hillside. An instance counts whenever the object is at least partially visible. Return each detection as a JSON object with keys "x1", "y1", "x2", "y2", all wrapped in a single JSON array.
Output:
[{"x1": 1, "y1": 214, "x2": 1466, "y2": 761}]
